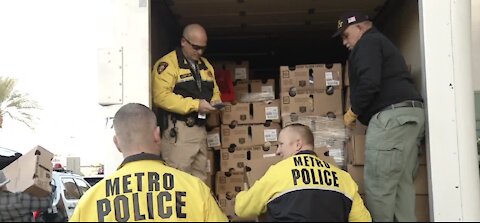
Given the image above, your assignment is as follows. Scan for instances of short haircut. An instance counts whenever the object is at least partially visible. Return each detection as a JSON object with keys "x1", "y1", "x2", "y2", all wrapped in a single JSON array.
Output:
[
  {"x1": 283, "y1": 123, "x2": 314, "y2": 146},
  {"x1": 183, "y1": 24, "x2": 206, "y2": 40},
  {"x1": 113, "y1": 103, "x2": 157, "y2": 147}
]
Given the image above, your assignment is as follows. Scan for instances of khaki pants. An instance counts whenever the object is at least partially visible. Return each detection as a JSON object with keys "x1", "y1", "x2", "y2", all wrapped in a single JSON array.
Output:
[
  {"x1": 160, "y1": 119, "x2": 208, "y2": 182},
  {"x1": 364, "y1": 107, "x2": 425, "y2": 222}
]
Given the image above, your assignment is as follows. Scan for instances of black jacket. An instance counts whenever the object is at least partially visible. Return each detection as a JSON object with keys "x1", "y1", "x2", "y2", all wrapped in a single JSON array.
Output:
[{"x1": 348, "y1": 27, "x2": 422, "y2": 125}]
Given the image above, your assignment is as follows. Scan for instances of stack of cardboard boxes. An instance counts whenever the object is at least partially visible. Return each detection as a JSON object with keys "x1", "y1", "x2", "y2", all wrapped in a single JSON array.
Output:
[
  {"x1": 207, "y1": 61, "x2": 284, "y2": 221},
  {"x1": 205, "y1": 61, "x2": 430, "y2": 221},
  {"x1": 279, "y1": 63, "x2": 347, "y2": 168}
]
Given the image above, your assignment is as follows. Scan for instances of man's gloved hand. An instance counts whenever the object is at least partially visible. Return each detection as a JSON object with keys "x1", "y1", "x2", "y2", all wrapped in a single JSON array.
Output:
[{"x1": 344, "y1": 108, "x2": 358, "y2": 129}]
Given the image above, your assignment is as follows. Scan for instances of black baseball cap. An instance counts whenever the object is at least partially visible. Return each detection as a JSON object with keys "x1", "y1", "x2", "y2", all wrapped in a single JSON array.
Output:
[{"x1": 332, "y1": 12, "x2": 370, "y2": 38}]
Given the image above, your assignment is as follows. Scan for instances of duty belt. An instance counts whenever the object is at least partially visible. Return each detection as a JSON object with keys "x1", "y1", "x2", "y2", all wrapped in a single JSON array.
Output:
[
  {"x1": 380, "y1": 100, "x2": 424, "y2": 112},
  {"x1": 171, "y1": 113, "x2": 206, "y2": 127}
]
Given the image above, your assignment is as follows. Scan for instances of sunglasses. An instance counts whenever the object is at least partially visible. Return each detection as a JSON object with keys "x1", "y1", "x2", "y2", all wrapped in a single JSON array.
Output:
[{"x1": 183, "y1": 37, "x2": 207, "y2": 51}]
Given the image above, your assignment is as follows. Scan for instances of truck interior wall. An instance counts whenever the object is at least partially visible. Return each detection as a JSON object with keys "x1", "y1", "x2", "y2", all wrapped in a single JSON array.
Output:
[
  {"x1": 375, "y1": 1, "x2": 424, "y2": 97},
  {"x1": 150, "y1": 0, "x2": 181, "y2": 65},
  {"x1": 207, "y1": 33, "x2": 348, "y2": 80},
  {"x1": 150, "y1": 1, "x2": 350, "y2": 84}
]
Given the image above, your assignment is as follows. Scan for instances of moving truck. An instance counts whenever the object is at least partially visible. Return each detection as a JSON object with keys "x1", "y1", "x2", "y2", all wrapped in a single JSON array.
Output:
[{"x1": 97, "y1": 0, "x2": 480, "y2": 221}]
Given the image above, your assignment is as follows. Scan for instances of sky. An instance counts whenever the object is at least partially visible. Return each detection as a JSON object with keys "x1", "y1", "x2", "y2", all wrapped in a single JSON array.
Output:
[{"x1": 0, "y1": 0, "x2": 115, "y2": 165}]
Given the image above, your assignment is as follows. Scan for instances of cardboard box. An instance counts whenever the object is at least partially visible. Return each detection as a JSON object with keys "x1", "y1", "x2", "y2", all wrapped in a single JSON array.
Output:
[
  {"x1": 280, "y1": 89, "x2": 343, "y2": 117},
  {"x1": 221, "y1": 145, "x2": 281, "y2": 182},
  {"x1": 347, "y1": 164, "x2": 365, "y2": 194},
  {"x1": 280, "y1": 63, "x2": 342, "y2": 93},
  {"x1": 217, "y1": 194, "x2": 257, "y2": 222},
  {"x1": 205, "y1": 174, "x2": 214, "y2": 190},
  {"x1": 416, "y1": 195, "x2": 430, "y2": 222},
  {"x1": 207, "y1": 149, "x2": 216, "y2": 175},
  {"x1": 313, "y1": 147, "x2": 338, "y2": 167},
  {"x1": 418, "y1": 143, "x2": 427, "y2": 165},
  {"x1": 281, "y1": 113, "x2": 344, "y2": 130},
  {"x1": 234, "y1": 79, "x2": 275, "y2": 102},
  {"x1": 207, "y1": 110, "x2": 221, "y2": 128},
  {"x1": 245, "y1": 155, "x2": 282, "y2": 187},
  {"x1": 222, "y1": 100, "x2": 281, "y2": 125},
  {"x1": 347, "y1": 135, "x2": 365, "y2": 165},
  {"x1": 215, "y1": 171, "x2": 246, "y2": 198},
  {"x1": 351, "y1": 122, "x2": 368, "y2": 135},
  {"x1": 220, "y1": 147, "x2": 254, "y2": 172},
  {"x1": 343, "y1": 62, "x2": 349, "y2": 87},
  {"x1": 3, "y1": 145, "x2": 54, "y2": 196},
  {"x1": 207, "y1": 127, "x2": 222, "y2": 150},
  {"x1": 415, "y1": 165, "x2": 428, "y2": 195},
  {"x1": 214, "y1": 60, "x2": 249, "y2": 80},
  {"x1": 221, "y1": 123, "x2": 281, "y2": 149},
  {"x1": 347, "y1": 164, "x2": 429, "y2": 195},
  {"x1": 344, "y1": 87, "x2": 350, "y2": 112}
]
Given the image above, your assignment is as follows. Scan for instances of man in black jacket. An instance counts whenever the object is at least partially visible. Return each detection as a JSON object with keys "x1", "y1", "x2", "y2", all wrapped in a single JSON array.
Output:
[{"x1": 333, "y1": 12, "x2": 425, "y2": 222}]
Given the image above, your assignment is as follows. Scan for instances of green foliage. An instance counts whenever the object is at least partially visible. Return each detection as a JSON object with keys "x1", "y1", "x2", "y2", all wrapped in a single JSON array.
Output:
[{"x1": 0, "y1": 77, "x2": 40, "y2": 129}]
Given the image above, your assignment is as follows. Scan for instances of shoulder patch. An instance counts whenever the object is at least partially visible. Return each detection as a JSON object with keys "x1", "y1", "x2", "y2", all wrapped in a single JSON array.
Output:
[{"x1": 157, "y1": 62, "x2": 169, "y2": 74}]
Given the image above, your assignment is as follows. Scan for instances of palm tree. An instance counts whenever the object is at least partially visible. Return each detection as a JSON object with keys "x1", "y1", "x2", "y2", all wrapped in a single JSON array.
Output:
[{"x1": 0, "y1": 77, "x2": 39, "y2": 129}]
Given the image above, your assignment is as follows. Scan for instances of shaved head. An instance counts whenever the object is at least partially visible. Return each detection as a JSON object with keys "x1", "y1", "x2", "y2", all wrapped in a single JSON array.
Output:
[
  {"x1": 181, "y1": 24, "x2": 208, "y2": 61},
  {"x1": 283, "y1": 124, "x2": 314, "y2": 146},
  {"x1": 183, "y1": 24, "x2": 207, "y2": 41},
  {"x1": 276, "y1": 124, "x2": 314, "y2": 158},
  {"x1": 113, "y1": 103, "x2": 159, "y2": 156}
]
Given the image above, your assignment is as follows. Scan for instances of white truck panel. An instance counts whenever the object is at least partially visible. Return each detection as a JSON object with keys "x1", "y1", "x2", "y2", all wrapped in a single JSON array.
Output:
[
  {"x1": 420, "y1": 0, "x2": 480, "y2": 221},
  {"x1": 473, "y1": 0, "x2": 480, "y2": 91},
  {"x1": 101, "y1": 0, "x2": 151, "y2": 175}
]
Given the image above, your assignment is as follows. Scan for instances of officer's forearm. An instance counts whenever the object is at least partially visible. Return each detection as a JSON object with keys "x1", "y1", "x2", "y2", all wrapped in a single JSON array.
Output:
[{"x1": 155, "y1": 92, "x2": 200, "y2": 115}]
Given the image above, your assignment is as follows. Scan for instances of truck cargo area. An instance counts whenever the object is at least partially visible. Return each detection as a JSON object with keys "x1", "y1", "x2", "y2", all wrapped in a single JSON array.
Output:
[
  {"x1": 100, "y1": 0, "x2": 480, "y2": 221},
  {"x1": 150, "y1": 0, "x2": 398, "y2": 81}
]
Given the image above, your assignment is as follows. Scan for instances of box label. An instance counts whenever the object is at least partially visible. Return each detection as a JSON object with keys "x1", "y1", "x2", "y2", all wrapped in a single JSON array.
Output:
[
  {"x1": 207, "y1": 133, "x2": 221, "y2": 147},
  {"x1": 265, "y1": 106, "x2": 279, "y2": 120},
  {"x1": 261, "y1": 86, "x2": 273, "y2": 93},
  {"x1": 326, "y1": 80, "x2": 340, "y2": 86},
  {"x1": 235, "y1": 68, "x2": 247, "y2": 80},
  {"x1": 264, "y1": 129, "x2": 278, "y2": 142},
  {"x1": 325, "y1": 71, "x2": 340, "y2": 86}
]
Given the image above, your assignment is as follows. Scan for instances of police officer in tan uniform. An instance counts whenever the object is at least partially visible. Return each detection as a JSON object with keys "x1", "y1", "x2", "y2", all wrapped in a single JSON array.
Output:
[{"x1": 152, "y1": 24, "x2": 221, "y2": 182}]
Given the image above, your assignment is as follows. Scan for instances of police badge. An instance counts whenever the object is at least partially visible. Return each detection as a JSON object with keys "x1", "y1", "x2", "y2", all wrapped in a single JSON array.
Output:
[{"x1": 157, "y1": 62, "x2": 169, "y2": 74}]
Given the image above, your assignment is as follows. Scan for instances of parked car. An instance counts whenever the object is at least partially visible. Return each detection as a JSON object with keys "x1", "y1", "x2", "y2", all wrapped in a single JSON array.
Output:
[
  {"x1": 83, "y1": 174, "x2": 104, "y2": 187},
  {"x1": 35, "y1": 170, "x2": 91, "y2": 222},
  {"x1": 0, "y1": 146, "x2": 21, "y2": 169}
]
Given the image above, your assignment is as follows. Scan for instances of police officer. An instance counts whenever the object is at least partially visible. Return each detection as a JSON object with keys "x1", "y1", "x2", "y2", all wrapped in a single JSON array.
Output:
[
  {"x1": 70, "y1": 103, "x2": 227, "y2": 222},
  {"x1": 152, "y1": 24, "x2": 221, "y2": 182},
  {"x1": 332, "y1": 12, "x2": 425, "y2": 222},
  {"x1": 235, "y1": 124, "x2": 371, "y2": 222}
]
